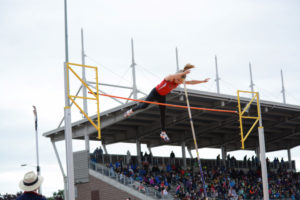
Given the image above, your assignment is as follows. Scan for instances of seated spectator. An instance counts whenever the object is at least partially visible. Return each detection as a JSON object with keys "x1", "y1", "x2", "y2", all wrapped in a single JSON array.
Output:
[
  {"x1": 138, "y1": 181, "x2": 146, "y2": 193},
  {"x1": 91, "y1": 155, "x2": 300, "y2": 200}
]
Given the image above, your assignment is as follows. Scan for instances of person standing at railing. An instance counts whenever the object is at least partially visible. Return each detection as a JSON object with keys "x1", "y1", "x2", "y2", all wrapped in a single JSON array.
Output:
[
  {"x1": 99, "y1": 146, "x2": 103, "y2": 160},
  {"x1": 126, "y1": 150, "x2": 131, "y2": 165},
  {"x1": 124, "y1": 64, "x2": 210, "y2": 142},
  {"x1": 170, "y1": 151, "x2": 175, "y2": 165},
  {"x1": 149, "y1": 152, "x2": 153, "y2": 164},
  {"x1": 109, "y1": 163, "x2": 115, "y2": 177}
]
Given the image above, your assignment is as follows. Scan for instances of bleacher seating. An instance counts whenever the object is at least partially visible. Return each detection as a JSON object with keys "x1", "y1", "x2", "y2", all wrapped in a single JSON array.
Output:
[{"x1": 90, "y1": 152, "x2": 300, "y2": 200}]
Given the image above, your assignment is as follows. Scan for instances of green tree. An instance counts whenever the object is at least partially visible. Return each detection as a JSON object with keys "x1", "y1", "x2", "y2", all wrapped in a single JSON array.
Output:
[{"x1": 47, "y1": 190, "x2": 64, "y2": 200}]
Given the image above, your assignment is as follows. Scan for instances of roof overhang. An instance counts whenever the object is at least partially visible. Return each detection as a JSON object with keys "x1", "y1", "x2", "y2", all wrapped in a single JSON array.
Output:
[{"x1": 43, "y1": 88, "x2": 300, "y2": 152}]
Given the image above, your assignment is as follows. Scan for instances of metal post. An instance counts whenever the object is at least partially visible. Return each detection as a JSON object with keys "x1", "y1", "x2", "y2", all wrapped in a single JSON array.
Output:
[
  {"x1": 136, "y1": 140, "x2": 141, "y2": 167},
  {"x1": 187, "y1": 148, "x2": 193, "y2": 159},
  {"x1": 257, "y1": 93, "x2": 269, "y2": 200},
  {"x1": 131, "y1": 38, "x2": 137, "y2": 99},
  {"x1": 63, "y1": 177, "x2": 68, "y2": 200},
  {"x1": 64, "y1": 0, "x2": 69, "y2": 63},
  {"x1": 63, "y1": 0, "x2": 75, "y2": 198},
  {"x1": 51, "y1": 141, "x2": 67, "y2": 179},
  {"x1": 51, "y1": 141, "x2": 67, "y2": 200},
  {"x1": 81, "y1": 28, "x2": 90, "y2": 152},
  {"x1": 33, "y1": 106, "x2": 41, "y2": 194},
  {"x1": 281, "y1": 69, "x2": 286, "y2": 104},
  {"x1": 255, "y1": 146, "x2": 260, "y2": 161},
  {"x1": 147, "y1": 145, "x2": 153, "y2": 164},
  {"x1": 249, "y1": 62, "x2": 255, "y2": 97},
  {"x1": 287, "y1": 148, "x2": 292, "y2": 170},
  {"x1": 221, "y1": 145, "x2": 226, "y2": 166},
  {"x1": 175, "y1": 47, "x2": 179, "y2": 72},
  {"x1": 147, "y1": 145, "x2": 152, "y2": 155},
  {"x1": 64, "y1": 105, "x2": 75, "y2": 200},
  {"x1": 81, "y1": 28, "x2": 88, "y2": 115},
  {"x1": 215, "y1": 55, "x2": 220, "y2": 94},
  {"x1": 102, "y1": 144, "x2": 108, "y2": 154},
  {"x1": 181, "y1": 142, "x2": 187, "y2": 169}
]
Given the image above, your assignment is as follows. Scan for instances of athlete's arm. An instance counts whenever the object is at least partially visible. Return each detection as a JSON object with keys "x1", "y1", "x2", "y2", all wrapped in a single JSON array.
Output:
[
  {"x1": 185, "y1": 78, "x2": 210, "y2": 85},
  {"x1": 165, "y1": 70, "x2": 191, "y2": 82}
]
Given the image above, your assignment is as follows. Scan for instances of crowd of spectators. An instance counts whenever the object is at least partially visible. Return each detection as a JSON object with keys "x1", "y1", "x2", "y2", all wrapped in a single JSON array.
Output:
[
  {"x1": 216, "y1": 154, "x2": 292, "y2": 171},
  {"x1": 91, "y1": 149, "x2": 300, "y2": 200},
  {"x1": 0, "y1": 193, "x2": 22, "y2": 200},
  {"x1": 91, "y1": 146, "x2": 103, "y2": 162}
]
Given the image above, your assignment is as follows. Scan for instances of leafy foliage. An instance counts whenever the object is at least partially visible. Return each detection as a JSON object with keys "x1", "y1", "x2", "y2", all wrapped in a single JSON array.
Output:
[
  {"x1": 0, "y1": 192, "x2": 22, "y2": 200},
  {"x1": 47, "y1": 190, "x2": 64, "y2": 200}
]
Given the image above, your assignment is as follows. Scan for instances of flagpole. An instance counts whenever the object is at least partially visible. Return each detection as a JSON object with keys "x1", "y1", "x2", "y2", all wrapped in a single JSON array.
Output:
[{"x1": 33, "y1": 106, "x2": 41, "y2": 194}]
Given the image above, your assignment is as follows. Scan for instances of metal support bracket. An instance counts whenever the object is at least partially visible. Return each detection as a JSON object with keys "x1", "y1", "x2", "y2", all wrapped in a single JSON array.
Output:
[
  {"x1": 237, "y1": 90, "x2": 261, "y2": 149},
  {"x1": 66, "y1": 62, "x2": 101, "y2": 139}
]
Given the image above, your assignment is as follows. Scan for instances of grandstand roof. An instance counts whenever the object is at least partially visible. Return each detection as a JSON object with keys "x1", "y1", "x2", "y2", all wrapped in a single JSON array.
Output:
[{"x1": 43, "y1": 88, "x2": 300, "y2": 152}]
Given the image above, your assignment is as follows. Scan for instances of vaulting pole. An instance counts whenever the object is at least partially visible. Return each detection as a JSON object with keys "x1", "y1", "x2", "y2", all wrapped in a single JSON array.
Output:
[{"x1": 183, "y1": 82, "x2": 207, "y2": 199}]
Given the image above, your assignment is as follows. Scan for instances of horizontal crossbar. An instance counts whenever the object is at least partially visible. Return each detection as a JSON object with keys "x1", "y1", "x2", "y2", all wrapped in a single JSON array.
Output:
[{"x1": 88, "y1": 91, "x2": 237, "y2": 114}]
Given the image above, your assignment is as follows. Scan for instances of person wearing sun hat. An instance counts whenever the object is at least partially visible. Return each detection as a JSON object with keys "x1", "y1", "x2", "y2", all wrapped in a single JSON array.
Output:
[{"x1": 17, "y1": 171, "x2": 46, "y2": 200}]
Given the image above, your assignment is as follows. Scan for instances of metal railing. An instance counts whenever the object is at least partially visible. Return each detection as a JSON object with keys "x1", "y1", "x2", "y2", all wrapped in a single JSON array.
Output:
[
  {"x1": 90, "y1": 161, "x2": 174, "y2": 199},
  {"x1": 90, "y1": 153, "x2": 296, "y2": 171}
]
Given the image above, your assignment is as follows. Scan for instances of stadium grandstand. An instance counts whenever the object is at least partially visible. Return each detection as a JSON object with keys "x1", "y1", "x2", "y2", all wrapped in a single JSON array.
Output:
[
  {"x1": 43, "y1": 7, "x2": 300, "y2": 198},
  {"x1": 44, "y1": 87, "x2": 300, "y2": 200}
]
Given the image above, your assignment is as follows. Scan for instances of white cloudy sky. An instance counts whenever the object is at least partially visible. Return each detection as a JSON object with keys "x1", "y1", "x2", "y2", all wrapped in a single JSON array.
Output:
[{"x1": 1, "y1": 0, "x2": 300, "y2": 197}]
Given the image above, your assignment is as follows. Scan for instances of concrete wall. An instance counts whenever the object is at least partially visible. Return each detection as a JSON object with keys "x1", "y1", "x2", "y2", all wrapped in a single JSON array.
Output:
[
  {"x1": 74, "y1": 150, "x2": 89, "y2": 184},
  {"x1": 76, "y1": 175, "x2": 141, "y2": 200}
]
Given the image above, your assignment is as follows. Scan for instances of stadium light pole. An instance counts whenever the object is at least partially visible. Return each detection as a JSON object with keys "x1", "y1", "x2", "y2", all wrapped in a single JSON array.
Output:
[
  {"x1": 63, "y1": 0, "x2": 75, "y2": 199},
  {"x1": 131, "y1": 38, "x2": 137, "y2": 99},
  {"x1": 32, "y1": 106, "x2": 41, "y2": 194},
  {"x1": 215, "y1": 55, "x2": 221, "y2": 94},
  {"x1": 249, "y1": 62, "x2": 254, "y2": 97},
  {"x1": 257, "y1": 94, "x2": 269, "y2": 200},
  {"x1": 281, "y1": 69, "x2": 286, "y2": 104},
  {"x1": 81, "y1": 28, "x2": 90, "y2": 152},
  {"x1": 175, "y1": 47, "x2": 179, "y2": 72}
]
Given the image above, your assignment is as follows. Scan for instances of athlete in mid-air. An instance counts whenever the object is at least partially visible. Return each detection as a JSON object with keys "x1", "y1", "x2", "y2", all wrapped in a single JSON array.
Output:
[{"x1": 124, "y1": 64, "x2": 210, "y2": 142}]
